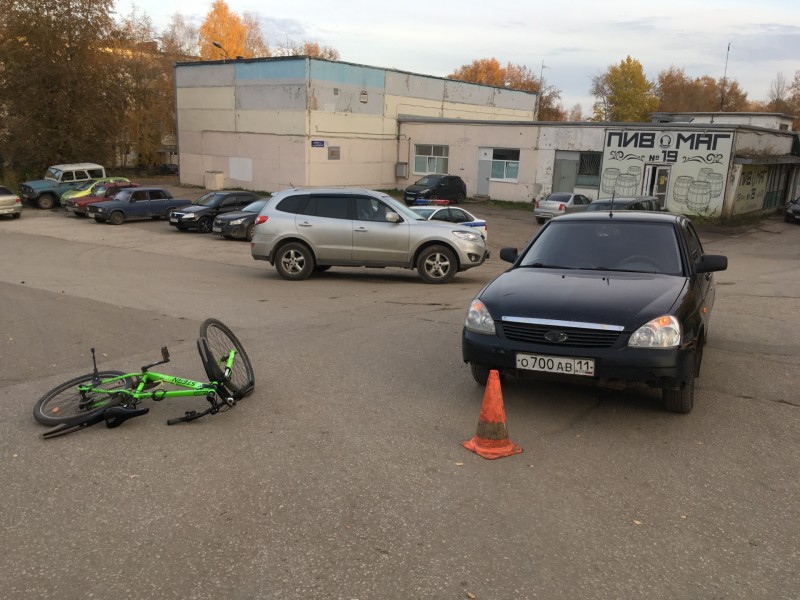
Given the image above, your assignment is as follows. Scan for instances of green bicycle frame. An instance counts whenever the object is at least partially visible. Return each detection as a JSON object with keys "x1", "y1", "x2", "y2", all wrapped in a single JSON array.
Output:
[{"x1": 77, "y1": 349, "x2": 237, "y2": 408}]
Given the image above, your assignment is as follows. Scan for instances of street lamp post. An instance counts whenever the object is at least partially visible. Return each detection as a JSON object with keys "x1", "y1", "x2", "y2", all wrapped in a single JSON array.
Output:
[{"x1": 212, "y1": 41, "x2": 231, "y2": 61}]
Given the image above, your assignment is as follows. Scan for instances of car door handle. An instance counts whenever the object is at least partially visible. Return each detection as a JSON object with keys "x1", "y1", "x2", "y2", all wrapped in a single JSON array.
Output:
[
  {"x1": 298, "y1": 221, "x2": 311, "y2": 227},
  {"x1": 354, "y1": 227, "x2": 368, "y2": 233}
]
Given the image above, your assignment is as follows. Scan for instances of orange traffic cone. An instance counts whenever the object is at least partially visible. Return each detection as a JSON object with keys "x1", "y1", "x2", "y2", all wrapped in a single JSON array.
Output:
[{"x1": 462, "y1": 370, "x2": 523, "y2": 459}]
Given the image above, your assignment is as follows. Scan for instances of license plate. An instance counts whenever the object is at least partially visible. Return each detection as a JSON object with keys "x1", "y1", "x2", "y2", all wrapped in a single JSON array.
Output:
[
  {"x1": 516, "y1": 353, "x2": 595, "y2": 376},
  {"x1": 170, "y1": 216, "x2": 178, "y2": 222},
  {"x1": 213, "y1": 226, "x2": 222, "y2": 232}
]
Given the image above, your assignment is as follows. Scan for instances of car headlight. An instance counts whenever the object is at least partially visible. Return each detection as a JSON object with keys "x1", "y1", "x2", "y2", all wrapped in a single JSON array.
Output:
[
  {"x1": 452, "y1": 230, "x2": 482, "y2": 242},
  {"x1": 96, "y1": 207, "x2": 105, "y2": 213},
  {"x1": 465, "y1": 299, "x2": 496, "y2": 334},
  {"x1": 229, "y1": 218, "x2": 245, "y2": 225},
  {"x1": 184, "y1": 213, "x2": 197, "y2": 220},
  {"x1": 628, "y1": 316, "x2": 681, "y2": 348},
  {"x1": 418, "y1": 188, "x2": 430, "y2": 195}
]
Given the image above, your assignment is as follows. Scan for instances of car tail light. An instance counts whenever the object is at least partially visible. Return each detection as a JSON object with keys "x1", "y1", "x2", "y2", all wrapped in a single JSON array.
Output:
[
  {"x1": 15, "y1": 196, "x2": 21, "y2": 204},
  {"x1": 255, "y1": 215, "x2": 268, "y2": 225},
  {"x1": 535, "y1": 200, "x2": 540, "y2": 208},
  {"x1": 558, "y1": 203, "x2": 566, "y2": 211}
]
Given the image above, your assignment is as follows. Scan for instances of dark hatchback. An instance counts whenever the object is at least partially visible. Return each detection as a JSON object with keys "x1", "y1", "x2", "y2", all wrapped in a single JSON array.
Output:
[
  {"x1": 784, "y1": 196, "x2": 800, "y2": 223},
  {"x1": 462, "y1": 212, "x2": 728, "y2": 413},
  {"x1": 212, "y1": 198, "x2": 269, "y2": 241},
  {"x1": 403, "y1": 175, "x2": 466, "y2": 205},
  {"x1": 170, "y1": 191, "x2": 263, "y2": 233}
]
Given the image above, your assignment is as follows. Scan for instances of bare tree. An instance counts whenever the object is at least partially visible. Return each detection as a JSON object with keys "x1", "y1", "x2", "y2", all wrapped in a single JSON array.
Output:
[{"x1": 161, "y1": 13, "x2": 198, "y2": 58}]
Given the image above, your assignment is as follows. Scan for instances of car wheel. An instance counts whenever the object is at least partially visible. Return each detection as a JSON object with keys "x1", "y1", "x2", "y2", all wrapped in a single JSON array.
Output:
[
  {"x1": 275, "y1": 242, "x2": 315, "y2": 281},
  {"x1": 416, "y1": 245, "x2": 457, "y2": 283},
  {"x1": 662, "y1": 376, "x2": 694, "y2": 413},
  {"x1": 455, "y1": 192, "x2": 465, "y2": 204},
  {"x1": 197, "y1": 217, "x2": 213, "y2": 233},
  {"x1": 246, "y1": 224, "x2": 255, "y2": 241},
  {"x1": 12, "y1": 213, "x2": 21, "y2": 219},
  {"x1": 37, "y1": 194, "x2": 56, "y2": 210},
  {"x1": 109, "y1": 211, "x2": 125, "y2": 226},
  {"x1": 536, "y1": 217, "x2": 545, "y2": 224},
  {"x1": 470, "y1": 363, "x2": 497, "y2": 385}
]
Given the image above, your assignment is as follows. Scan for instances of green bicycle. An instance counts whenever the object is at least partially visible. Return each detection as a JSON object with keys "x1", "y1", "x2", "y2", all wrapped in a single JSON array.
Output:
[{"x1": 33, "y1": 318, "x2": 255, "y2": 439}]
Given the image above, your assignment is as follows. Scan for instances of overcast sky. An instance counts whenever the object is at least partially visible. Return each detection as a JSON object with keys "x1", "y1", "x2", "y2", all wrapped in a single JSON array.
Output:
[{"x1": 116, "y1": 0, "x2": 800, "y2": 115}]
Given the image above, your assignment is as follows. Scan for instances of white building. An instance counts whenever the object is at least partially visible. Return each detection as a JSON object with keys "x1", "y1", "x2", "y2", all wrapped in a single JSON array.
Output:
[{"x1": 174, "y1": 57, "x2": 800, "y2": 219}]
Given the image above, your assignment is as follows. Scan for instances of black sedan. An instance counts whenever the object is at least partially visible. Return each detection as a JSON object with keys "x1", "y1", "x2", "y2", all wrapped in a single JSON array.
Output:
[
  {"x1": 462, "y1": 212, "x2": 728, "y2": 413},
  {"x1": 170, "y1": 191, "x2": 263, "y2": 233},
  {"x1": 212, "y1": 198, "x2": 269, "y2": 241}
]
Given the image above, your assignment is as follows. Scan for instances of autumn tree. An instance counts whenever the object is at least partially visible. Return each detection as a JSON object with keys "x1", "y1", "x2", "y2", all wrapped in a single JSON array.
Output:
[
  {"x1": 0, "y1": 0, "x2": 127, "y2": 176},
  {"x1": 272, "y1": 40, "x2": 340, "y2": 60},
  {"x1": 448, "y1": 58, "x2": 566, "y2": 121},
  {"x1": 590, "y1": 56, "x2": 659, "y2": 122},
  {"x1": 198, "y1": 0, "x2": 267, "y2": 59},
  {"x1": 161, "y1": 13, "x2": 199, "y2": 58},
  {"x1": 116, "y1": 8, "x2": 176, "y2": 170}
]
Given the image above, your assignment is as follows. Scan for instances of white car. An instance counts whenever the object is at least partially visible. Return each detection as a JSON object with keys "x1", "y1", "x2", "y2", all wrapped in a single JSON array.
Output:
[
  {"x1": 409, "y1": 205, "x2": 487, "y2": 241},
  {"x1": 0, "y1": 186, "x2": 22, "y2": 219}
]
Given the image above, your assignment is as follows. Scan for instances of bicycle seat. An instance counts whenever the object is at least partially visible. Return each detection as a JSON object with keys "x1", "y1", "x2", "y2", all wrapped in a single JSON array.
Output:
[{"x1": 104, "y1": 406, "x2": 150, "y2": 429}]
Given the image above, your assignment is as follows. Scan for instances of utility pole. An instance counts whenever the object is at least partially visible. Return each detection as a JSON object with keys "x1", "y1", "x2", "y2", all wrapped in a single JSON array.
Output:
[{"x1": 720, "y1": 41, "x2": 731, "y2": 111}]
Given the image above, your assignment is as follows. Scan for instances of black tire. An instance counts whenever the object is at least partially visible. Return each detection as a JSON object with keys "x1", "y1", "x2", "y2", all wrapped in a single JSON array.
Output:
[
  {"x1": 245, "y1": 223, "x2": 255, "y2": 241},
  {"x1": 662, "y1": 377, "x2": 694, "y2": 413},
  {"x1": 197, "y1": 217, "x2": 213, "y2": 233},
  {"x1": 109, "y1": 211, "x2": 125, "y2": 226},
  {"x1": 455, "y1": 192, "x2": 465, "y2": 204},
  {"x1": 33, "y1": 371, "x2": 134, "y2": 426},
  {"x1": 416, "y1": 245, "x2": 457, "y2": 284},
  {"x1": 470, "y1": 363, "x2": 505, "y2": 386},
  {"x1": 536, "y1": 217, "x2": 546, "y2": 224},
  {"x1": 37, "y1": 194, "x2": 56, "y2": 210},
  {"x1": 198, "y1": 319, "x2": 255, "y2": 399},
  {"x1": 275, "y1": 242, "x2": 315, "y2": 280},
  {"x1": 12, "y1": 212, "x2": 21, "y2": 219}
]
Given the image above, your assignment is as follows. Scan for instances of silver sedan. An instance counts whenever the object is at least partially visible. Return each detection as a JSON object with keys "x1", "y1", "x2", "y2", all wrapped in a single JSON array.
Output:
[{"x1": 533, "y1": 192, "x2": 592, "y2": 224}]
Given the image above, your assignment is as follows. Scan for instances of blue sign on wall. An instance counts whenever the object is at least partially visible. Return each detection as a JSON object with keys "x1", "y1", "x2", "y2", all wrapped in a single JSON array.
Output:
[{"x1": 311, "y1": 140, "x2": 325, "y2": 148}]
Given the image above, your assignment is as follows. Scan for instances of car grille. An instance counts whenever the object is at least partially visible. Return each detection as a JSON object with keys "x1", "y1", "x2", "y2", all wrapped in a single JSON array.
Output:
[{"x1": 501, "y1": 322, "x2": 621, "y2": 348}]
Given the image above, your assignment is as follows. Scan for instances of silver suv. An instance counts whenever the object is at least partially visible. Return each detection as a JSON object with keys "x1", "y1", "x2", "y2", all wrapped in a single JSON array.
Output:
[{"x1": 250, "y1": 188, "x2": 488, "y2": 283}]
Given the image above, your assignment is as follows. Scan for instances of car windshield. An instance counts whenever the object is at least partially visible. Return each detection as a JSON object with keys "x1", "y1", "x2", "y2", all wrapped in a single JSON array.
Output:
[
  {"x1": 76, "y1": 180, "x2": 95, "y2": 191},
  {"x1": 242, "y1": 199, "x2": 268, "y2": 213},
  {"x1": 518, "y1": 220, "x2": 684, "y2": 275},
  {"x1": 411, "y1": 207, "x2": 437, "y2": 218},
  {"x1": 194, "y1": 192, "x2": 226, "y2": 207},
  {"x1": 415, "y1": 175, "x2": 443, "y2": 186},
  {"x1": 0, "y1": 186, "x2": 11, "y2": 195},
  {"x1": 93, "y1": 185, "x2": 108, "y2": 195},
  {"x1": 586, "y1": 202, "x2": 616, "y2": 211},
  {"x1": 45, "y1": 168, "x2": 61, "y2": 181}
]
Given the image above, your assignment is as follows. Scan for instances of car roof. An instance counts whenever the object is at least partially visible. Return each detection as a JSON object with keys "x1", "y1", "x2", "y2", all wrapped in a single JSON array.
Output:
[
  {"x1": 593, "y1": 196, "x2": 658, "y2": 203},
  {"x1": 117, "y1": 186, "x2": 168, "y2": 192},
  {"x1": 553, "y1": 211, "x2": 681, "y2": 224},
  {"x1": 50, "y1": 163, "x2": 104, "y2": 170},
  {"x1": 271, "y1": 187, "x2": 389, "y2": 197}
]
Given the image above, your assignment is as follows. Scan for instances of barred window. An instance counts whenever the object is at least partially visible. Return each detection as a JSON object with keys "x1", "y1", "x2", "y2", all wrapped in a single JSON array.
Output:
[{"x1": 578, "y1": 152, "x2": 602, "y2": 187}]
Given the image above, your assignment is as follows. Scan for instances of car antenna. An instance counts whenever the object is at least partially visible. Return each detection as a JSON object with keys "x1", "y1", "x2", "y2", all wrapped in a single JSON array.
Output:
[{"x1": 609, "y1": 190, "x2": 615, "y2": 218}]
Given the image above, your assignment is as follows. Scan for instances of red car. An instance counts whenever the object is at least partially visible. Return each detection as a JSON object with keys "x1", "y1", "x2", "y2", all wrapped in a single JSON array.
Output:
[{"x1": 63, "y1": 182, "x2": 140, "y2": 217}]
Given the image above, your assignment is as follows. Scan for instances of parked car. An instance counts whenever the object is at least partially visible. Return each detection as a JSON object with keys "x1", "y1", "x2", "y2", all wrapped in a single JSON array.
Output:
[
  {"x1": 87, "y1": 187, "x2": 192, "y2": 225},
  {"x1": 462, "y1": 211, "x2": 728, "y2": 413},
  {"x1": 409, "y1": 205, "x2": 488, "y2": 241},
  {"x1": 403, "y1": 175, "x2": 467, "y2": 205},
  {"x1": 19, "y1": 163, "x2": 106, "y2": 209},
  {"x1": 61, "y1": 177, "x2": 131, "y2": 202},
  {"x1": 533, "y1": 192, "x2": 592, "y2": 224},
  {"x1": 251, "y1": 188, "x2": 488, "y2": 283},
  {"x1": 159, "y1": 163, "x2": 179, "y2": 176},
  {"x1": 212, "y1": 198, "x2": 270, "y2": 241},
  {"x1": 63, "y1": 182, "x2": 141, "y2": 217},
  {"x1": 784, "y1": 196, "x2": 800, "y2": 223},
  {"x1": 0, "y1": 186, "x2": 22, "y2": 219},
  {"x1": 585, "y1": 196, "x2": 662, "y2": 212},
  {"x1": 170, "y1": 191, "x2": 264, "y2": 233}
]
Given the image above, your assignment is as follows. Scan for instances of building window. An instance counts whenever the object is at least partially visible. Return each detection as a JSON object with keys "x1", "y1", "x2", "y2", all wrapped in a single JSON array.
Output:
[
  {"x1": 490, "y1": 148, "x2": 520, "y2": 181},
  {"x1": 414, "y1": 144, "x2": 449, "y2": 174},
  {"x1": 577, "y1": 152, "x2": 602, "y2": 187}
]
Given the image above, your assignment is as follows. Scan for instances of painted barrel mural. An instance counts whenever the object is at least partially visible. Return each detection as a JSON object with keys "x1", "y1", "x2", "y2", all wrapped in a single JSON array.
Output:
[
  {"x1": 686, "y1": 181, "x2": 712, "y2": 212},
  {"x1": 706, "y1": 172, "x2": 724, "y2": 197},
  {"x1": 698, "y1": 167, "x2": 713, "y2": 182},
  {"x1": 601, "y1": 168, "x2": 620, "y2": 193},
  {"x1": 627, "y1": 165, "x2": 642, "y2": 178},
  {"x1": 615, "y1": 173, "x2": 638, "y2": 196},
  {"x1": 672, "y1": 176, "x2": 693, "y2": 204}
]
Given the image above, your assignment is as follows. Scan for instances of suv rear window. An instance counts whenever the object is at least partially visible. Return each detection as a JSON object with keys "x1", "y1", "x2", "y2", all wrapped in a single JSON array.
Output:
[{"x1": 275, "y1": 194, "x2": 310, "y2": 214}]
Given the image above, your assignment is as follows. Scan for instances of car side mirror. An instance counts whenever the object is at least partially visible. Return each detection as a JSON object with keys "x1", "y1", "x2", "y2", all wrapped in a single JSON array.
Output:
[
  {"x1": 499, "y1": 247, "x2": 519, "y2": 264},
  {"x1": 385, "y1": 212, "x2": 401, "y2": 223},
  {"x1": 696, "y1": 254, "x2": 727, "y2": 273}
]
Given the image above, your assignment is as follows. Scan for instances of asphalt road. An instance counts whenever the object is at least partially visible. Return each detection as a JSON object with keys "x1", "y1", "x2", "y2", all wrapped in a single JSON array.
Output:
[{"x1": 1, "y1": 194, "x2": 799, "y2": 600}]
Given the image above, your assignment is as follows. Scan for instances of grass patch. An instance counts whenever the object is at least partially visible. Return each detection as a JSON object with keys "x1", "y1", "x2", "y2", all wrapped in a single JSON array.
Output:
[{"x1": 487, "y1": 199, "x2": 533, "y2": 211}]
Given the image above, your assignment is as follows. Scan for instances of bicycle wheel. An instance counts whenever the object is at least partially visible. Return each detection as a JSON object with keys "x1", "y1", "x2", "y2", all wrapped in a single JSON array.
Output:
[
  {"x1": 198, "y1": 319, "x2": 255, "y2": 398},
  {"x1": 33, "y1": 371, "x2": 134, "y2": 426}
]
